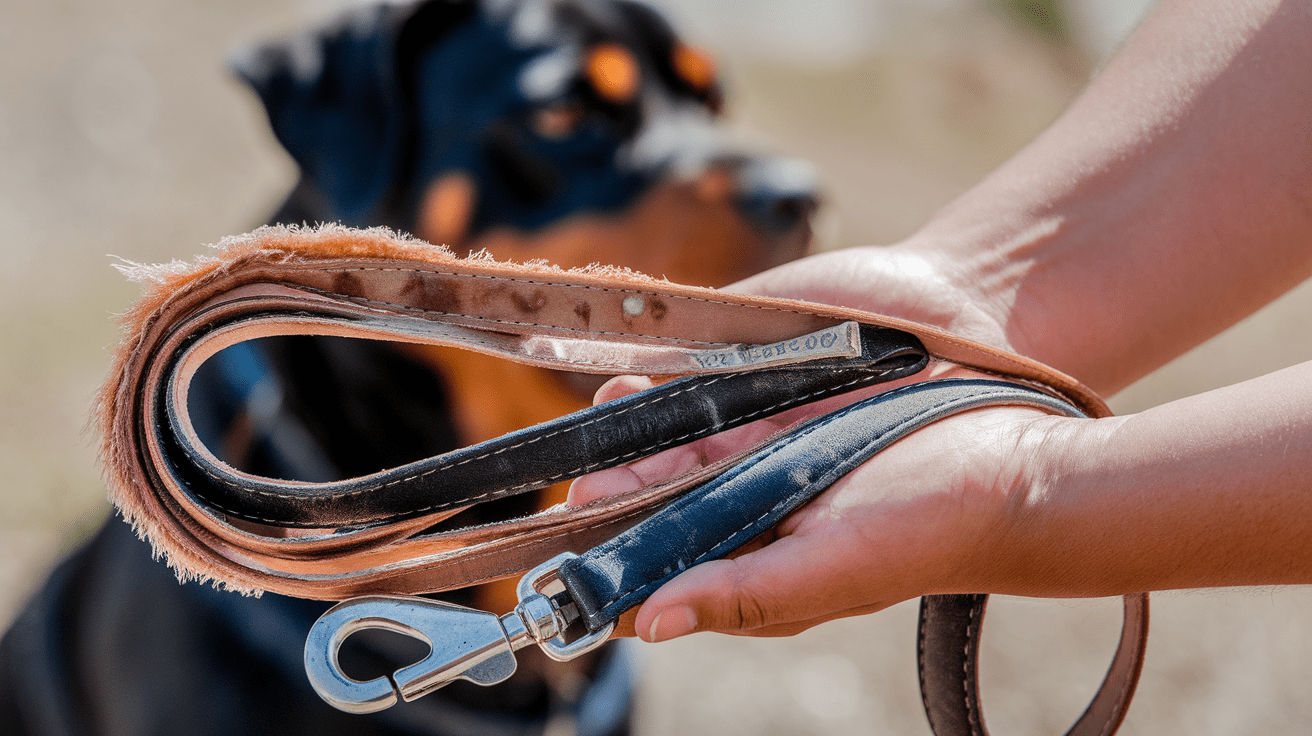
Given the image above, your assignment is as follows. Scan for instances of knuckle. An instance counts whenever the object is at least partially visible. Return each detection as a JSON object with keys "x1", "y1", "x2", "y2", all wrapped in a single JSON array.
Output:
[
  {"x1": 720, "y1": 561, "x2": 777, "y2": 631},
  {"x1": 732, "y1": 592, "x2": 772, "y2": 630}
]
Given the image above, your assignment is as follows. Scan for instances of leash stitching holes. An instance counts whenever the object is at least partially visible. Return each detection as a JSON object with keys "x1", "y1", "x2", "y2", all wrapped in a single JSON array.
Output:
[{"x1": 186, "y1": 368, "x2": 893, "y2": 526}]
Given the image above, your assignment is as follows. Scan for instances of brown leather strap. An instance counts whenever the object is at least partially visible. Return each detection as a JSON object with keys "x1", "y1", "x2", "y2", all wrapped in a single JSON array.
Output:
[
  {"x1": 919, "y1": 593, "x2": 1149, "y2": 736},
  {"x1": 99, "y1": 225, "x2": 1112, "y2": 598},
  {"x1": 97, "y1": 225, "x2": 1146, "y2": 736}
]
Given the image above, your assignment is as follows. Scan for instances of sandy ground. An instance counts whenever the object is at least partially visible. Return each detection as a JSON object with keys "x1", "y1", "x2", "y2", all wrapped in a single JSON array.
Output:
[{"x1": 2, "y1": 1, "x2": 1311, "y2": 734}]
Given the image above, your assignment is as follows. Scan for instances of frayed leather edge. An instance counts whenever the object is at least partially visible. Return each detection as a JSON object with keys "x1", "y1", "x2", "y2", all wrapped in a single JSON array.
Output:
[{"x1": 94, "y1": 224, "x2": 678, "y2": 591}]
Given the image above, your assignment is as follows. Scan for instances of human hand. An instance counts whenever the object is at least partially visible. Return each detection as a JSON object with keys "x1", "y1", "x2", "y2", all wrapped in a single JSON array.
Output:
[
  {"x1": 728, "y1": 243, "x2": 1017, "y2": 356},
  {"x1": 565, "y1": 246, "x2": 1059, "y2": 641},
  {"x1": 569, "y1": 373, "x2": 1060, "y2": 642}
]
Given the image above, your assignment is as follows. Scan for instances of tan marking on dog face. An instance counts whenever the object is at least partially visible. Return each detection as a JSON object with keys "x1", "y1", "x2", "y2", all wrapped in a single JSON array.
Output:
[
  {"x1": 465, "y1": 170, "x2": 810, "y2": 287},
  {"x1": 586, "y1": 44, "x2": 639, "y2": 103},
  {"x1": 672, "y1": 43, "x2": 717, "y2": 91},
  {"x1": 419, "y1": 172, "x2": 477, "y2": 246},
  {"x1": 531, "y1": 102, "x2": 585, "y2": 139}
]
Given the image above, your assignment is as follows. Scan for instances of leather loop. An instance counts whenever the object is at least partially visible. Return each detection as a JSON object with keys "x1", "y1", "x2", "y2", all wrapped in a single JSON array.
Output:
[
  {"x1": 554, "y1": 378, "x2": 1148, "y2": 736},
  {"x1": 163, "y1": 324, "x2": 927, "y2": 528},
  {"x1": 98, "y1": 227, "x2": 1147, "y2": 736},
  {"x1": 100, "y1": 226, "x2": 1112, "y2": 598},
  {"x1": 918, "y1": 593, "x2": 1149, "y2": 736}
]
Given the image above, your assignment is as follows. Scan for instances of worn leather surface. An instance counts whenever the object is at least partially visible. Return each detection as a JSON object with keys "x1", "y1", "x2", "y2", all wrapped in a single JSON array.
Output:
[
  {"x1": 557, "y1": 378, "x2": 1148, "y2": 736},
  {"x1": 0, "y1": 520, "x2": 634, "y2": 736},
  {"x1": 97, "y1": 226, "x2": 1146, "y2": 736},
  {"x1": 99, "y1": 226, "x2": 1110, "y2": 599},
  {"x1": 919, "y1": 593, "x2": 1148, "y2": 736},
  {"x1": 558, "y1": 379, "x2": 1088, "y2": 631}
]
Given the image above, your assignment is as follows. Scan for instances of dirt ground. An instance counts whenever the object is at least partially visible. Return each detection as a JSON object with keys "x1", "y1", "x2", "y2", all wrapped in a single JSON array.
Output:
[{"x1": 2, "y1": 1, "x2": 1311, "y2": 734}]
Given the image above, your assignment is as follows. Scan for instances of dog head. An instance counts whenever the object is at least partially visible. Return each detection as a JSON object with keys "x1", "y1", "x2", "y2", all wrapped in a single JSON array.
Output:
[
  {"x1": 233, "y1": 0, "x2": 818, "y2": 286},
  {"x1": 225, "y1": 1, "x2": 827, "y2": 559}
]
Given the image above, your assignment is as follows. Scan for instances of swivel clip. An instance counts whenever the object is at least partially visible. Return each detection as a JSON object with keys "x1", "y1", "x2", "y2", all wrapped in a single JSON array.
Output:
[{"x1": 303, "y1": 552, "x2": 614, "y2": 713}]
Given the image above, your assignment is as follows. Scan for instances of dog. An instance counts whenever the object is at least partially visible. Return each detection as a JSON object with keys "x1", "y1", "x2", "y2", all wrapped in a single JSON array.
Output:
[
  {"x1": 0, "y1": 2, "x2": 819, "y2": 735},
  {"x1": 227, "y1": 0, "x2": 820, "y2": 604}
]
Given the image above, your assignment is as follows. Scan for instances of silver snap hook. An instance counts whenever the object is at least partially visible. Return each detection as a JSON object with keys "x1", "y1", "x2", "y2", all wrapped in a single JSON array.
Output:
[
  {"x1": 303, "y1": 596, "x2": 518, "y2": 713},
  {"x1": 304, "y1": 553, "x2": 615, "y2": 713}
]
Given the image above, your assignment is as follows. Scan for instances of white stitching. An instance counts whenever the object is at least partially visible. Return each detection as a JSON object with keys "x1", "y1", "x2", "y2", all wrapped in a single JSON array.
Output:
[
  {"x1": 587, "y1": 387, "x2": 1011, "y2": 613},
  {"x1": 188, "y1": 371, "x2": 888, "y2": 525},
  {"x1": 316, "y1": 266, "x2": 821, "y2": 317},
  {"x1": 964, "y1": 601, "x2": 982, "y2": 736},
  {"x1": 1095, "y1": 595, "x2": 1146, "y2": 736},
  {"x1": 293, "y1": 281, "x2": 734, "y2": 346}
]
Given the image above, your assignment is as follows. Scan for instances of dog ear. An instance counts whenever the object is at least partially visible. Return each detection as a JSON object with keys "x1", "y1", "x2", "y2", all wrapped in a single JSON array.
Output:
[{"x1": 231, "y1": 0, "x2": 475, "y2": 228}]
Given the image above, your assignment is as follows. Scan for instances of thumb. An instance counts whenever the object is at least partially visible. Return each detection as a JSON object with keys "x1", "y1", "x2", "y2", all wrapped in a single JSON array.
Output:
[{"x1": 633, "y1": 536, "x2": 834, "y2": 642}]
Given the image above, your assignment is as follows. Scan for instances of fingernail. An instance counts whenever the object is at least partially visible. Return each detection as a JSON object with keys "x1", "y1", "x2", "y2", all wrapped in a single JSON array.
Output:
[{"x1": 647, "y1": 606, "x2": 697, "y2": 642}]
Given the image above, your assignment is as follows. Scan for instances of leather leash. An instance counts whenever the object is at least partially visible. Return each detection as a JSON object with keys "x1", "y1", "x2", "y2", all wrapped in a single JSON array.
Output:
[{"x1": 98, "y1": 225, "x2": 1147, "y2": 735}]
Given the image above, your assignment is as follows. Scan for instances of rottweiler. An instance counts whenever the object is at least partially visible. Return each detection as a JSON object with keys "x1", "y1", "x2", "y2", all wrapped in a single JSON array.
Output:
[
  {"x1": 0, "y1": 2, "x2": 819, "y2": 735},
  {"x1": 223, "y1": 0, "x2": 820, "y2": 606}
]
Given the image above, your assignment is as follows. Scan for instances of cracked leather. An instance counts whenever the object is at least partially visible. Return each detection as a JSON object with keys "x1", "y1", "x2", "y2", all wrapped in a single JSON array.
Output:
[
  {"x1": 102, "y1": 227, "x2": 1115, "y2": 598},
  {"x1": 100, "y1": 226, "x2": 1147, "y2": 736}
]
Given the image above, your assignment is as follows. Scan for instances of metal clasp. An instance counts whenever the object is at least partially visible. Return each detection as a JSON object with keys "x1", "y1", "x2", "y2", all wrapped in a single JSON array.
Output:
[{"x1": 303, "y1": 552, "x2": 614, "y2": 713}]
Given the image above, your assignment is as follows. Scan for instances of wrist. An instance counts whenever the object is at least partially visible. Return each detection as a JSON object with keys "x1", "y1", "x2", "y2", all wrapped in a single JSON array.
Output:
[{"x1": 967, "y1": 411, "x2": 1128, "y2": 597}]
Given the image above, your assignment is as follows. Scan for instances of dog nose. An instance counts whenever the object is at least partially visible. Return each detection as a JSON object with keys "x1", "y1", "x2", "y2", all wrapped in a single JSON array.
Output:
[{"x1": 732, "y1": 157, "x2": 819, "y2": 234}]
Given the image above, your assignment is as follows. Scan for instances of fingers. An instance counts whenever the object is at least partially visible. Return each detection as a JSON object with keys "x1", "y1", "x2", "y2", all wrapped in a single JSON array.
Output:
[
  {"x1": 566, "y1": 444, "x2": 705, "y2": 505},
  {"x1": 631, "y1": 534, "x2": 882, "y2": 642},
  {"x1": 593, "y1": 374, "x2": 653, "y2": 405},
  {"x1": 568, "y1": 373, "x2": 712, "y2": 505},
  {"x1": 569, "y1": 373, "x2": 798, "y2": 506},
  {"x1": 566, "y1": 465, "x2": 646, "y2": 505}
]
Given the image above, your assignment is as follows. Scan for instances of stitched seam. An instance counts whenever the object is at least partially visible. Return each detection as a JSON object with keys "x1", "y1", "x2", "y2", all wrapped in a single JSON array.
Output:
[
  {"x1": 1096, "y1": 596, "x2": 1144, "y2": 736},
  {"x1": 589, "y1": 387, "x2": 1014, "y2": 613},
  {"x1": 289, "y1": 281, "x2": 730, "y2": 346},
  {"x1": 918, "y1": 601, "x2": 932, "y2": 718},
  {"x1": 314, "y1": 267, "x2": 821, "y2": 317},
  {"x1": 188, "y1": 370, "x2": 890, "y2": 525},
  {"x1": 964, "y1": 602, "x2": 982, "y2": 736}
]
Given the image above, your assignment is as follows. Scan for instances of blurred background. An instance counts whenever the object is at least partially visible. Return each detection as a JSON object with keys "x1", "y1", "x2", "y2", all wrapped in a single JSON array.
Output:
[{"x1": 3, "y1": 0, "x2": 1312, "y2": 733}]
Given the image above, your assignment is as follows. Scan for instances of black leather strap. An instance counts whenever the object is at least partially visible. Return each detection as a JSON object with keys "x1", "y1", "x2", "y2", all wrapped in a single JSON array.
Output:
[
  {"x1": 556, "y1": 378, "x2": 1147, "y2": 736},
  {"x1": 164, "y1": 324, "x2": 927, "y2": 527}
]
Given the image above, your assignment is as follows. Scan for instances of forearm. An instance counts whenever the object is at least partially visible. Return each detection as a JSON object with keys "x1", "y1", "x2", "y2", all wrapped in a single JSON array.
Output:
[
  {"x1": 909, "y1": 0, "x2": 1312, "y2": 394},
  {"x1": 986, "y1": 360, "x2": 1312, "y2": 597}
]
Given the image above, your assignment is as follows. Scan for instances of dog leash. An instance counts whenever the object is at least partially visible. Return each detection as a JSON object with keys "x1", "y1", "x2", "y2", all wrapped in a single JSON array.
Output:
[{"x1": 99, "y1": 225, "x2": 1147, "y2": 735}]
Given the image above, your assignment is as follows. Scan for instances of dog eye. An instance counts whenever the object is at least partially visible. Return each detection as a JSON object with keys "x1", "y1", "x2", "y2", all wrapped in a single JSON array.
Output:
[
  {"x1": 671, "y1": 43, "x2": 716, "y2": 92},
  {"x1": 530, "y1": 102, "x2": 585, "y2": 139},
  {"x1": 585, "y1": 43, "x2": 640, "y2": 104}
]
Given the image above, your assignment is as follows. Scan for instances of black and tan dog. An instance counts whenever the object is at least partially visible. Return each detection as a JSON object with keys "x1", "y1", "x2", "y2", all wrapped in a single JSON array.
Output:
[
  {"x1": 0, "y1": 2, "x2": 819, "y2": 735},
  {"x1": 224, "y1": 0, "x2": 820, "y2": 593}
]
